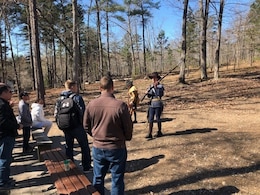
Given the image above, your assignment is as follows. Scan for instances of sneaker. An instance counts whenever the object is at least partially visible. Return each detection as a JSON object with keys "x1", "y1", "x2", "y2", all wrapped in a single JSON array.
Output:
[
  {"x1": 83, "y1": 166, "x2": 93, "y2": 173},
  {"x1": 155, "y1": 131, "x2": 163, "y2": 137},
  {"x1": 0, "y1": 180, "x2": 15, "y2": 190},
  {"x1": 145, "y1": 134, "x2": 152, "y2": 139}
]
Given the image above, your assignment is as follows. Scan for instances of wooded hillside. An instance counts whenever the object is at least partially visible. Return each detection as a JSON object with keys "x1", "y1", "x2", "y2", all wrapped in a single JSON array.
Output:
[{"x1": 0, "y1": 0, "x2": 259, "y2": 100}]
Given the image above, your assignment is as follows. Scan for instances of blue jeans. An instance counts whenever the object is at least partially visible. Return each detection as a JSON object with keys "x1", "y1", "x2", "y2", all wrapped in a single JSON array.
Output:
[
  {"x1": 64, "y1": 126, "x2": 91, "y2": 170},
  {"x1": 92, "y1": 147, "x2": 127, "y2": 195},
  {"x1": 148, "y1": 106, "x2": 163, "y2": 123},
  {"x1": 0, "y1": 136, "x2": 15, "y2": 186}
]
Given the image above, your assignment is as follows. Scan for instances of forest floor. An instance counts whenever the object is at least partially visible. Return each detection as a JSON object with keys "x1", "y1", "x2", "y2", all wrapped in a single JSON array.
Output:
[{"x1": 31, "y1": 63, "x2": 260, "y2": 195}]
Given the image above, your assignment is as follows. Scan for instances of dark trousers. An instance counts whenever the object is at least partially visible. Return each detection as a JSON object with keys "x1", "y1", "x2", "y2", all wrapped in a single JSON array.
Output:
[
  {"x1": 22, "y1": 126, "x2": 31, "y2": 150},
  {"x1": 64, "y1": 126, "x2": 92, "y2": 170}
]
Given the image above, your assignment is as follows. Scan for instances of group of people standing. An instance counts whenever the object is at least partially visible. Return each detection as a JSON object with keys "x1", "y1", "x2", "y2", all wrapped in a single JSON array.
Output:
[
  {"x1": 0, "y1": 84, "x2": 53, "y2": 189},
  {"x1": 126, "y1": 72, "x2": 165, "y2": 139},
  {"x1": 53, "y1": 78, "x2": 133, "y2": 195},
  {"x1": 0, "y1": 71, "x2": 164, "y2": 194}
]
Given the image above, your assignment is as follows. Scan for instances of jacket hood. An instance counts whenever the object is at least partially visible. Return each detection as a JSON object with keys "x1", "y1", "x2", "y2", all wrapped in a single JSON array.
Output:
[
  {"x1": 31, "y1": 102, "x2": 43, "y2": 109},
  {"x1": 60, "y1": 90, "x2": 73, "y2": 97}
]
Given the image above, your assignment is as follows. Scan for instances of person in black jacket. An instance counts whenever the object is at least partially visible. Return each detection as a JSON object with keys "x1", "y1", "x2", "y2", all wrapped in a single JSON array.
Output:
[
  {"x1": 54, "y1": 80, "x2": 92, "y2": 172},
  {"x1": 0, "y1": 83, "x2": 22, "y2": 189}
]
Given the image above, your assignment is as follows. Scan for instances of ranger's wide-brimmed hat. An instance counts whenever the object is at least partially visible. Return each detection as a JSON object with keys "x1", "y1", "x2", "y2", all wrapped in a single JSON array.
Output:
[{"x1": 148, "y1": 72, "x2": 161, "y2": 79}]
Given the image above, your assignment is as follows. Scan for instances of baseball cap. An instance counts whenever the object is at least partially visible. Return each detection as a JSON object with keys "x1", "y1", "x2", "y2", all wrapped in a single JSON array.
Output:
[{"x1": 19, "y1": 91, "x2": 29, "y2": 99}]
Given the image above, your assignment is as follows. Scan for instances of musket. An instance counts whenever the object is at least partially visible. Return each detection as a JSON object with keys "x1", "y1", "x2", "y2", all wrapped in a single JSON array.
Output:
[{"x1": 140, "y1": 64, "x2": 179, "y2": 102}]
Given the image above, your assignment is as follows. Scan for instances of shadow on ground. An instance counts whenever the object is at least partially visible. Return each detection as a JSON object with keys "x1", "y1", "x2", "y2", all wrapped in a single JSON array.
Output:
[
  {"x1": 125, "y1": 163, "x2": 260, "y2": 194},
  {"x1": 126, "y1": 155, "x2": 165, "y2": 173},
  {"x1": 166, "y1": 128, "x2": 218, "y2": 136},
  {"x1": 169, "y1": 185, "x2": 239, "y2": 195},
  {"x1": 136, "y1": 117, "x2": 174, "y2": 124}
]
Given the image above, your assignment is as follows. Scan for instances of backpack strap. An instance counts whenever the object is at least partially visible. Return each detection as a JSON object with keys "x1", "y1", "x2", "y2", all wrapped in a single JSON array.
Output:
[
  {"x1": 68, "y1": 93, "x2": 83, "y2": 115},
  {"x1": 68, "y1": 93, "x2": 76, "y2": 99}
]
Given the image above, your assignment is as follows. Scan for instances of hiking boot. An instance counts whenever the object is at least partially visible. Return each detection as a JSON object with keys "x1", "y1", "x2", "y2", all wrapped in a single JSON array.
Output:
[
  {"x1": 23, "y1": 146, "x2": 33, "y2": 154},
  {"x1": 145, "y1": 134, "x2": 152, "y2": 139},
  {"x1": 155, "y1": 131, "x2": 163, "y2": 137}
]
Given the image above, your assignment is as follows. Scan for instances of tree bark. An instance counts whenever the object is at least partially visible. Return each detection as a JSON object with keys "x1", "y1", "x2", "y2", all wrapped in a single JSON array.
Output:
[
  {"x1": 5, "y1": 15, "x2": 20, "y2": 93},
  {"x1": 0, "y1": 27, "x2": 4, "y2": 82},
  {"x1": 141, "y1": 2, "x2": 147, "y2": 74},
  {"x1": 26, "y1": 5, "x2": 36, "y2": 90},
  {"x1": 72, "y1": 0, "x2": 79, "y2": 85},
  {"x1": 95, "y1": 0, "x2": 104, "y2": 78},
  {"x1": 200, "y1": 0, "x2": 209, "y2": 81},
  {"x1": 105, "y1": 1, "x2": 111, "y2": 71},
  {"x1": 214, "y1": 0, "x2": 224, "y2": 80},
  {"x1": 179, "y1": 0, "x2": 189, "y2": 84},
  {"x1": 29, "y1": 0, "x2": 45, "y2": 100}
]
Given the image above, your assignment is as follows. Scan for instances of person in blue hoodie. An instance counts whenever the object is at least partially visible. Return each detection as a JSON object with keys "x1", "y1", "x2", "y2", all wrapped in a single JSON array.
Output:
[
  {"x1": 54, "y1": 80, "x2": 92, "y2": 172},
  {"x1": 0, "y1": 83, "x2": 22, "y2": 189}
]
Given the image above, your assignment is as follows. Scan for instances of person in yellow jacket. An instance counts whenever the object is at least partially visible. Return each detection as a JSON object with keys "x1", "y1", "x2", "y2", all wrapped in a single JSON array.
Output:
[{"x1": 126, "y1": 80, "x2": 139, "y2": 123}]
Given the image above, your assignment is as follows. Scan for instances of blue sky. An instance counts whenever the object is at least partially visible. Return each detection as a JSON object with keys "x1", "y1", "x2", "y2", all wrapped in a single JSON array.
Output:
[
  {"x1": 11, "y1": 0, "x2": 254, "y2": 56},
  {"x1": 150, "y1": 0, "x2": 254, "y2": 40}
]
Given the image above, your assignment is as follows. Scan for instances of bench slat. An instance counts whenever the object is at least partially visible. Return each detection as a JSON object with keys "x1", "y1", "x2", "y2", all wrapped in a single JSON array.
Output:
[
  {"x1": 45, "y1": 149, "x2": 80, "y2": 194},
  {"x1": 32, "y1": 129, "x2": 53, "y2": 161},
  {"x1": 41, "y1": 148, "x2": 99, "y2": 195},
  {"x1": 45, "y1": 160, "x2": 70, "y2": 194}
]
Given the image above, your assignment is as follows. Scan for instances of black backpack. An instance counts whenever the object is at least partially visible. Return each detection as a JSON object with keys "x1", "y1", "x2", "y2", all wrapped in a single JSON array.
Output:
[{"x1": 56, "y1": 93, "x2": 80, "y2": 131}]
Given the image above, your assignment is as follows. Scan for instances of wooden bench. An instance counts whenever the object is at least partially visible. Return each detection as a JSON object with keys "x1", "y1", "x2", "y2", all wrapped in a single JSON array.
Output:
[
  {"x1": 41, "y1": 148, "x2": 100, "y2": 195},
  {"x1": 31, "y1": 128, "x2": 53, "y2": 161}
]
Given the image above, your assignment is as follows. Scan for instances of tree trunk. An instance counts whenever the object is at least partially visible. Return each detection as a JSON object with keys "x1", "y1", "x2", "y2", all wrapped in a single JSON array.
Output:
[
  {"x1": 134, "y1": 24, "x2": 141, "y2": 75},
  {"x1": 141, "y1": 6, "x2": 147, "y2": 74},
  {"x1": 127, "y1": 7, "x2": 137, "y2": 75},
  {"x1": 105, "y1": 1, "x2": 111, "y2": 71},
  {"x1": 72, "y1": 0, "x2": 79, "y2": 86},
  {"x1": 200, "y1": 0, "x2": 209, "y2": 81},
  {"x1": 25, "y1": 5, "x2": 36, "y2": 90},
  {"x1": 0, "y1": 27, "x2": 4, "y2": 82},
  {"x1": 5, "y1": 16, "x2": 21, "y2": 93},
  {"x1": 52, "y1": 35, "x2": 57, "y2": 87},
  {"x1": 29, "y1": 0, "x2": 45, "y2": 100},
  {"x1": 95, "y1": 0, "x2": 104, "y2": 78},
  {"x1": 179, "y1": 0, "x2": 189, "y2": 84},
  {"x1": 85, "y1": 0, "x2": 93, "y2": 82},
  {"x1": 214, "y1": 0, "x2": 224, "y2": 80}
]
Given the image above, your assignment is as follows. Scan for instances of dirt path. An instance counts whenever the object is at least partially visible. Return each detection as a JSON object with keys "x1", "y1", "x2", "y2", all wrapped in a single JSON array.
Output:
[
  {"x1": 27, "y1": 64, "x2": 260, "y2": 194},
  {"x1": 122, "y1": 100, "x2": 259, "y2": 194}
]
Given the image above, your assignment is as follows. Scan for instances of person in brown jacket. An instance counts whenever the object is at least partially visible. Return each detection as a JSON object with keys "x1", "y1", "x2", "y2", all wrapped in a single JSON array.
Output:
[{"x1": 83, "y1": 76, "x2": 133, "y2": 195}]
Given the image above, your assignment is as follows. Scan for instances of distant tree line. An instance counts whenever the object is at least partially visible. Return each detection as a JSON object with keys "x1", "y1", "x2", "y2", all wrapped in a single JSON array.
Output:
[{"x1": 0, "y1": 0, "x2": 259, "y2": 100}]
